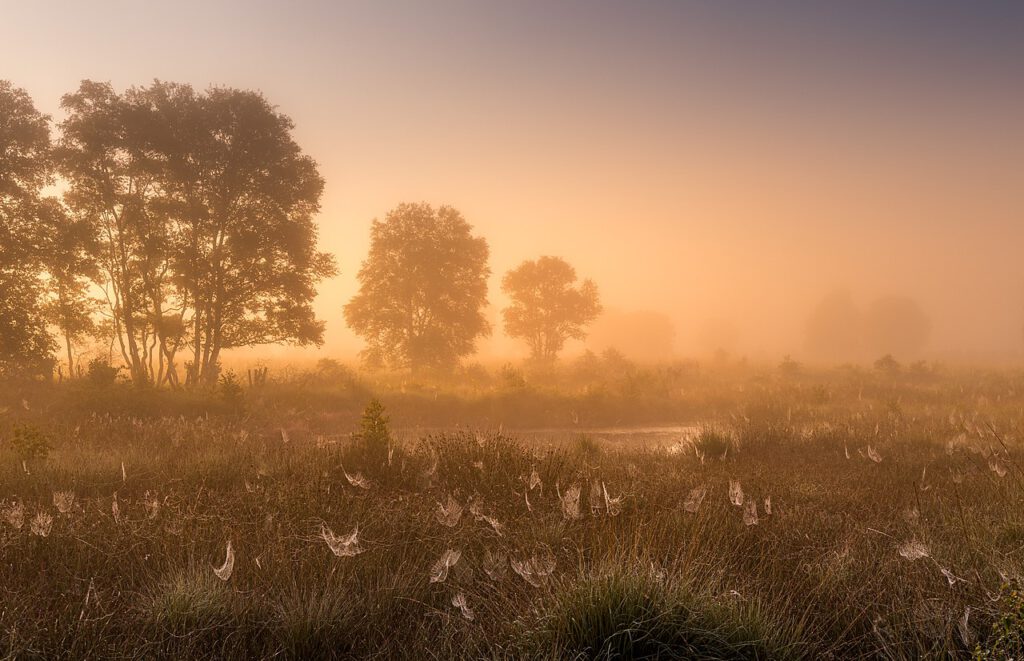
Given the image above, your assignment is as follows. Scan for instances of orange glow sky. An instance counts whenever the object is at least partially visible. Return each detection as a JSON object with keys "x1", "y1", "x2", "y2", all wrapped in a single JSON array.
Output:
[{"x1": 4, "y1": 1, "x2": 1023, "y2": 364}]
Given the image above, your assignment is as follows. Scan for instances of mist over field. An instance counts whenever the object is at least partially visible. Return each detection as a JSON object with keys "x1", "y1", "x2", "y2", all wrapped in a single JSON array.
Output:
[
  {"x1": 1, "y1": 1, "x2": 1023, "y2": 659},
  {"x1": 4, "y1": 1, "x2": 1024, "y2": 370}
]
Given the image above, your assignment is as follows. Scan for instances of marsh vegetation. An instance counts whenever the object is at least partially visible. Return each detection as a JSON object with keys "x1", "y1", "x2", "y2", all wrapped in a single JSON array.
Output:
[{"x1": 1, "y1": 364, "x2": 1022, "y2": 658}]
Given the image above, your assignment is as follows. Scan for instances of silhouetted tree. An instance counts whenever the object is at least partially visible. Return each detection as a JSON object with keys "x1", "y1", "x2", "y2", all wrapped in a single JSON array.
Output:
[
  {"x1": 502, "y1": 256, "x2": 601, "y2": 363},
  {"x1": 42, "y1": 202, "x2": 100, "y2": 376},
  {"x1": 57, "y1": 80, "x2": 335, "y2": 386},
  {"x1": 0, "y1": 81, "x2": 56, "y2": 377},
  {"x1": 57, "y1": 81, "x2": 159, "y2": 384},
  {"x1": 874, "y1": 353, "x2": 901, "y2": 374},
  {"x1": 345, "y1": 203, "x2": 491, "y2": 373},
  {"x1": 150, "y1": 83, "x2": 334, "y2": 386}
]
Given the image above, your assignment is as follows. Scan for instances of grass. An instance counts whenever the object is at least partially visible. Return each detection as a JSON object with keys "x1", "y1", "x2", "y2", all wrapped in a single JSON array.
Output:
[{"x1": 0, "y1": 365, "x2": 1022, "y2": 658}]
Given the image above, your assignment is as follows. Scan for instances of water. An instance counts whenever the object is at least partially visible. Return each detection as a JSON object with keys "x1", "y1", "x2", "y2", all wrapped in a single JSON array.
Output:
[{"x1": 395, "y1": 424, "x2": 700, "y2": 448}]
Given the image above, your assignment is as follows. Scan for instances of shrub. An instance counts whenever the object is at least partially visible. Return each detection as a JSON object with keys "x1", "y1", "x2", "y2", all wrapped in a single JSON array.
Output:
[
  {"x1": 9, "y1": 423, "x2": 51, "y2": 463},
  {"x1": 86, "y1": 358, "x2": 121, "y2": 385},
  {"x1": 778, "y1": 355, "x2": 801, "y2": 376},
  {"x1": 359, "y1": 398, "x2": 391, "y2": 467},
  {"x1": 874, "y1": 354, "x2": 901, "y2": 374},
  {"x1": 501, "y1": 363, "x2": 528, "y2": 390},
  {"x1": 218, "y1": 371, "x2": 245, "y2": 409}
]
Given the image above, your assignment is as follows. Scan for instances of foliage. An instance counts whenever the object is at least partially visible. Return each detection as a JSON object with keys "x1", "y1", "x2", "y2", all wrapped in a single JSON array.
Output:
[
  {"x1": 85, "y1": 357, "x2": 121, "y2": 385},
  {"x1": 344, "y1": 203, "x2": 491, "y2": 373},
  {"x1": 0, "y1": 270, "x2": 55, "y2": 378},
  {"x1": 500, "y1": 362, "x2": 528, "y2": 390},
  {"x1": 218, "y1": 371, "x2": 244, "y2": 409},
  {"x1": 0, "y1": 81, "x2": 58, "y2": 378},
  {"x1": 778, "y1": 354, "x2": 801, "y2": 376},
  {"x1": 57, "y1": 80, "x2": 335, "y2": 386},
  {"x1": 0, "y1": 364, "x2": 1022, "y2": 658},
  {"x1": 976, "y1": 581, "x2": 1024, "y2": 659},
  {"x1": 359, "y1": 398, "x2": 391, "y2": 466},
  {"x1": 874, "y1": 353, "x2": 901, "y2": 374},
  {"x1": 8, "y1": 423, "x2": 52, "y2": 462},
  {"x1": 502, "y1": 256, "x2": 601, "y2": 363}
]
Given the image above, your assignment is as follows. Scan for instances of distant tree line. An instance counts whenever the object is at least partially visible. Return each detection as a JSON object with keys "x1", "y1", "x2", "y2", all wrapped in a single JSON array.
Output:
[{"x1": 1, "y1": 81, "x2": 602, "y2": 384}]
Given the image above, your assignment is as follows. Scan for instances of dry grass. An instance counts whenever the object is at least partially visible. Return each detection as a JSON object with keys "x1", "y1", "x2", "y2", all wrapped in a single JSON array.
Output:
[{"x1": 0, "y1": 366, "x2": 1022, "y2": 658}]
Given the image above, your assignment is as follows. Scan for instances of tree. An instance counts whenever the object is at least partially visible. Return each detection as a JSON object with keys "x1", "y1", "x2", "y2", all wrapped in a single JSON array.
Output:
[
  {"x1": 0, "y1": 81, "x2": 56, "y2": 377},
  {"x1": 42, "y1": 201, "x2": 100, "y2": 377},
  {"x1": 345, "y1": 203, "x2": 491, "y2": 372},
  {"x1": 152, "y1": 83, "x2": 335, "y2": 385},
  {"x1": 502, "y1": 256, "x2": 601, "y2": 363},
  {"x1": 56, "y1": 81, "x2": 157, "y2": 384},
  {"x1": 57, "y1": 80, "x2": 335, "y2": 386}
]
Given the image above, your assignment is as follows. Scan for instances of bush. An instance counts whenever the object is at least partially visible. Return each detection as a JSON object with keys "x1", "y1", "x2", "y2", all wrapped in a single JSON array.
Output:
[
  {"x1": 86, "y1": 358, "x2": 121, "y2": 385},
  {"x1": 9, "y1": 423, "x2": 51, "y2": 463},
  {"x1": 218, "y1": 370, "x2": 244, "y2": 410},
  {"x1": 778, "y1": 355, "x2": 801, "y2": 376},
  {"x1": 358, "y1": 398, "x2": 391, "y2": 467},
  {"x1": 501, "y1": 363, "x2": 528, "y2": 390},
  {"x1": 874, "y1": 354, "x2": 901, "y2": 375}
]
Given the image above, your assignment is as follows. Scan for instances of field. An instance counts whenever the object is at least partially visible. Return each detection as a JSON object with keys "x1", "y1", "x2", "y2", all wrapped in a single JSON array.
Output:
[{"x1": 1, "y1": 364, "x2": 1023, "y2": 659}]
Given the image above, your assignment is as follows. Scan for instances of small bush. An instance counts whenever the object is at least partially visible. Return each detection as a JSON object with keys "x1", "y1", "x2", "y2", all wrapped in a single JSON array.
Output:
[
  {"x1": 874, "y1": 354, "x2": 901, "y2": 374},
  {"x1": 86, "y1": 358, "x2": 121, "y2": 385},
  {"x1": 358, "y1": 398, "x2": 391, "y2": 467},
  {"x1": 218, "y1": 370, "x2": 245, "y2": 409},
  {"x1": 501, "y1": 363, "x2": 528, "y2": 390},
  {"x1": 778, "y1": 355, "x2": 801, "y2": 376},
  {"x1": 9, "y1": 423, "x2": 52, "y2": 463}
]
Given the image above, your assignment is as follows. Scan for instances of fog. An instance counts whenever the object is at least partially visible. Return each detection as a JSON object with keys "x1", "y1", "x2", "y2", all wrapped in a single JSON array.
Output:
[{"x1": 6, "y1": 1, "x2": 1022, "y2": 367}]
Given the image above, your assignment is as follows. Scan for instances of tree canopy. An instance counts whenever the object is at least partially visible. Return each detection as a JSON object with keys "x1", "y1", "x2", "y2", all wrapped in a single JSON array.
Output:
[
  {"x1": 0, "y1": 81, "x2": 57, "y2": 377},
  {"x1": 345, "y1": 203, "x2": 491, "y2": 373},
  {"x1": 57, "y1": 80, "x2": 335, "y2": 385},
  {"x1": 502, "y1": 256, "x2": 601, "y2": 363}
]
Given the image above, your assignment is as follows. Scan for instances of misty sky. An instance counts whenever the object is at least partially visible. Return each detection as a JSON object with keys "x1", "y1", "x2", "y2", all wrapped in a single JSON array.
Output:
[{"x1": 3, "y1": 0, "x2": 1023, "y2": 363}]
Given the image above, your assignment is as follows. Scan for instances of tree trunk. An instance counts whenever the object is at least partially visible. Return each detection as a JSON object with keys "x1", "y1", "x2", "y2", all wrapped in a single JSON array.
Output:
[{"x1": 65, "y1": 333, "x2": 74, "y2": 378}]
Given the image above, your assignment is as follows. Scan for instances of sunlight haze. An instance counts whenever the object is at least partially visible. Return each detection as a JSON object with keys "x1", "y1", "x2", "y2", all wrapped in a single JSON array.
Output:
[{"x1": 5, "y1": 0, "x2": 1022, "y2": 364}]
